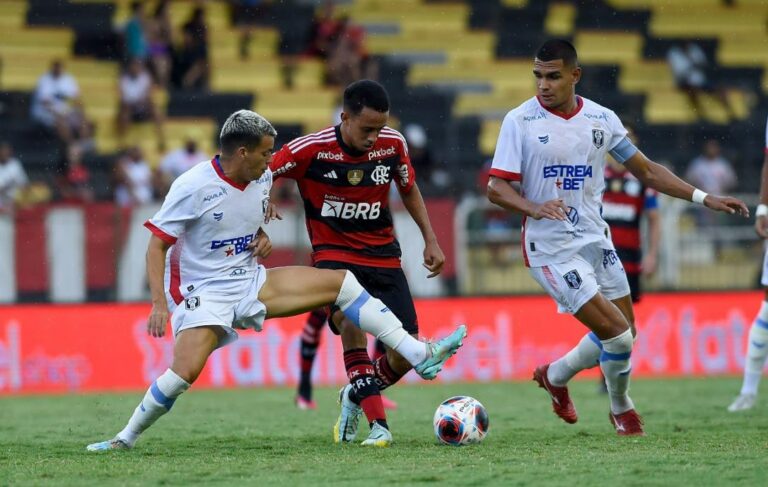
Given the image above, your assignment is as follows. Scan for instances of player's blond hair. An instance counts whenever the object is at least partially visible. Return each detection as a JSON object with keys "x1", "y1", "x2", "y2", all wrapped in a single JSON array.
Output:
[{"x1": 219, "y1": 109, "x2": 277, "y2": 153}]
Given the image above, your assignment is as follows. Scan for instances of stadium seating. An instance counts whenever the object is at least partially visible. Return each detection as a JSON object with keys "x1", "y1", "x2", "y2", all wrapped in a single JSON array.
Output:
[{"x1": 1, "y1": 0, "x2": 766, "y2": 194}]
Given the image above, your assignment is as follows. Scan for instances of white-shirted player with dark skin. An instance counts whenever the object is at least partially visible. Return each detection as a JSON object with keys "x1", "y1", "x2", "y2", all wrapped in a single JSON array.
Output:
[
  {"x1": 86, "y1": 110, "x2": 466, "y2": 451},
  {"x1": 728, "y1": 115, "x2": 768, "y2": 412},
  {"x1": 487, "y1": 40, "x2": 748, "y2": 435}
]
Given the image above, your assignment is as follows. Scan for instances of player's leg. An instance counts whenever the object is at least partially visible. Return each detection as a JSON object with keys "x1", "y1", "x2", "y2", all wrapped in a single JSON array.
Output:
[
  {"x1": 296, "y1": 307, "x2": 327, "y2": 409},
  {"x1": 729, "y1": 286, "x2": 768, "y2": 412},
  {"x1": 87, "y1": 326, "x2": 224, "y2": 451},
  {"x1": 336, "y1": 319, "x2": 389, "y2": 445},
  {"x1": 260, "y1": 266, "x2": 465, "y2": 372},
  {"x1": 373, "y1": 340, "x2": 398, "y2": 410}
]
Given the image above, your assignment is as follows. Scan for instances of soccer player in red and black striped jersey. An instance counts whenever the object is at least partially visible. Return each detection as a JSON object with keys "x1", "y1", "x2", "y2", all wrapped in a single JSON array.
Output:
[
  {"x1": 602, "y1": 126, "x2": 660, "y2": 303},
  {"x1": 270, "y1": 80, "x2": 460, "y2": 446}
]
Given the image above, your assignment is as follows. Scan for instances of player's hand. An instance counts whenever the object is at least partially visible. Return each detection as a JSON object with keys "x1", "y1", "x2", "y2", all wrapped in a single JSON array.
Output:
[
  {"x1": 704, "y1": 195, "x2": 749, "y2": 217},
  {"x1": 147, "y1": 304, "x2": 169, "y2": 338},
  {"x1": 248, "y1": 231, "x2": 272, "y2": 259},
  {"x1": 529, "y1": 199, "x2": 569, "y2": 221},
  {"x1": 755, "y1": 215, "x2": 768, "y2": 239},
  {"x1": 641, "y1": 253, "x2": 658, "y2": 276},
  {"x1": 423, "y1": 239, "x2": 445, "y2": 278},
  {"x1": 264, "y1": 202, "x2": 283, "y2": 223}
]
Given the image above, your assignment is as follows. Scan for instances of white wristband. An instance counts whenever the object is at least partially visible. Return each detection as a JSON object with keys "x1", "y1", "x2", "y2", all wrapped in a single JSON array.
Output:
[
  {"x1": 691, "y1": 189, "x2": 708, "y2": 205},
  {"x1": 757, "y1": 204, "x2": 768, "y2": 217}
]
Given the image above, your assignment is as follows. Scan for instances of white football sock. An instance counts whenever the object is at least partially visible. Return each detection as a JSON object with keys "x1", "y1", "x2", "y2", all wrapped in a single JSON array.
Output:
[
  {"x1": 740, "y1": 302, "x2": 768, "y2": 395},
  {"x1": 548, "y1": 332, "x2": 602, "y2": 386},
  {"x1": 335, "y1": 270, "x2": 427, "y2": 365},
  {"x1": 599, "y1": 328, "x2": 635, "y2": 415},
  {"x1": 117, "y1": 369, "x2": 190, "y2": 446}
]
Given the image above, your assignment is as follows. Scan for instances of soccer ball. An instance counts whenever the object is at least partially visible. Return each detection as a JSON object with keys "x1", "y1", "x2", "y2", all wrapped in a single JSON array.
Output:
[{"x1": 433, "y1": 396, "x2": 489, "y2": 446}]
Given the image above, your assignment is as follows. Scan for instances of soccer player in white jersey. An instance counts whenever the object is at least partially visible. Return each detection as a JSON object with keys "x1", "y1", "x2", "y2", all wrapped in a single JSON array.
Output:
[
  {"x1": 728, "y1": 115, "x2": 768, "y2": 412},
  {"x1": 487, "y1": 40, "x2": 748, "y2": 435},
  {"x1": 86, "y1": 110, "x2": 466, "y2": 451}
]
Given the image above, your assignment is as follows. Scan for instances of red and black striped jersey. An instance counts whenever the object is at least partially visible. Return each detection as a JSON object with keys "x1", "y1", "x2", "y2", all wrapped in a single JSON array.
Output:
[
  {"x1": 270, "y1": 125, "x2": 415, "y2": 267},
  {"x1": 602, "y1": 165, "x2": 658, "y2": 274}
]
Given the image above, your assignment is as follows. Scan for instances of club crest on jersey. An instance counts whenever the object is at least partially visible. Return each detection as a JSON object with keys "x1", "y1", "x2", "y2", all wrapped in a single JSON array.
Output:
[
  {"x1": 185, "y1": 296, "x2": 201, "y2": 310},
  {"x1": 563, "y1": 270, "x2": 582, "y2": 289},
  {"x1": 592, "y1": 129, "x2": 605, "y2": 148},
  {"x1": 347, "y1": 169, "x2": 364, "y2": 185},
  {"x1": 370, "y1": 165, "x2": 391, "y2": 185}
]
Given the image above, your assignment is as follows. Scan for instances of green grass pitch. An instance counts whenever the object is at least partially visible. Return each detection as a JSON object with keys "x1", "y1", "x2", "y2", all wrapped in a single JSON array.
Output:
[{"x1": 1, "y1": 377, "x2": 766, "y2": 486}]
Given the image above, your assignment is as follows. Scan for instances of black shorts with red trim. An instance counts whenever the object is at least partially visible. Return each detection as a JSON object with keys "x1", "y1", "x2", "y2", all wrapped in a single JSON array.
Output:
[{"x1": 317, "y1": 260, "x2": 418, "y2": 336}]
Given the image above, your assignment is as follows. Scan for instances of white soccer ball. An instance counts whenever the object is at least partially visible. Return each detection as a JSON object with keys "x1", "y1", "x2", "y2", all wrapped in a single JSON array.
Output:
[{"x1": 433, "y1": 396, "x2": 489, "y2": 446}]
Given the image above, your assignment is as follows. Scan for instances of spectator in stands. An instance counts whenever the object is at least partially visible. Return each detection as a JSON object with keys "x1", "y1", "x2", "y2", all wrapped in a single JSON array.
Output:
[
  {"x1": 146, "y1": 0, "x2": 173, "y2": 87},
  {"x1": 685, "y1": 139, "x2": 738, "y2": 227},
  {"x1": 56, "y1": 144, "x2": 93, "y2": 204},
  {"x1": 305, "y1": 0, "x2": 343, "y2": 60},
  {"x1": 685, "y1": 139, "x2": 738, "y2": 196},
  {"x1": 229, "y1": 0, "x2": 270, "y2": 60},
  {"x1": 183, "y1": 5, "x2": 208, "y2": 45},
  {"x1": 325, "y1": 16, "x2": 376, "y2": 87},
  {"x1": 0, "y1": 141, "x2": 28, "y2": 213},
  {"x1": 122, "y1": 1, "x2": 148, "y2": 62},
  {"x1": 667, "y1": 41, "x2": 735, "y2": 120},
  {"x1": 30, "y1": 60, "x2": 88, "y2": 145},
  {"x1": 155, "y1": 138, "x2": 208, "y2": 196},
  {"x1": 114, "y1": 146, "x2": 154, "y2": 207},
  {"x1": 172, "y1": 13, "x2": 209, "y2": 90},
  {"x1": 117, "y1": 58, "x2": 166, "y2": 150},
  {"x1": 403, "y1": 123, "x2": 445, "y2": 196}
]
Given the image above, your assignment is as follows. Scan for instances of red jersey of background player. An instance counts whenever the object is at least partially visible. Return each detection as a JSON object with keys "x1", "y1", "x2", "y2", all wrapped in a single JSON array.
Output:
[
  {"x1": 270, "y1": 124, "x2": 414, "y2": 267},
  {"x1": 602, "y1": 165, "x2": 658, "y2": 274}
]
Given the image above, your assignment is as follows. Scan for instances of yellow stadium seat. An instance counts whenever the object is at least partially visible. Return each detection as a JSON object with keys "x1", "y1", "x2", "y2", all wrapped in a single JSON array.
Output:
[{"x1": 575, "y1": 31, "x2": 643, "y2": 64}]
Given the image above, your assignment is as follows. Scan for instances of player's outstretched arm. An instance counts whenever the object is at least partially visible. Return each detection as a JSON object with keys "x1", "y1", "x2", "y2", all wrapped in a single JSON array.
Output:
[
  {"x1": 146, "y1": 235, "x2": 171, "y2": 338},
  {"x1": 487, "y1": 176, "x2": 568, "y2": 221},
  {"x1": 624, "y1": 152, "x2": 749, "y2": 217}
]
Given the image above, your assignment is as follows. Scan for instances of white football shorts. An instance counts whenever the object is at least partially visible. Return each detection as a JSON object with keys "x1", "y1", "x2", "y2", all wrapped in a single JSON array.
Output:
[
  {"x1": 529, "y1": 242, "x2": 631, "y2": 314},
  {"x1": 761, "y1": 247, "x2": 768, "y2": 287},
  {"x1": 169, "y1": 264, "x2": 268, "y2": 349}
]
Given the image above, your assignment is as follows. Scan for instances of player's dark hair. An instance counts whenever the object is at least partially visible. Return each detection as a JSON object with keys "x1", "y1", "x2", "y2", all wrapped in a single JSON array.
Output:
[
  {"x1": 343, "y1": 80, "x2": 390, "y2": 116},
  {"x1": 536, "y1": 39, "x2": 578, "y2": 67}
]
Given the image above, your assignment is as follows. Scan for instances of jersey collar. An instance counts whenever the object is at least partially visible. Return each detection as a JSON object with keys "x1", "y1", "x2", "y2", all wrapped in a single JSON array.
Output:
[
  {"x1": 335, "y1": 124, "x2": 366, "y2": 158},
  {"x1": 536, "y1": 95, "x2": 583, "y2": 120},
  {"x1": 211, "y1": 156, "x2": 248, "y2": 191}
]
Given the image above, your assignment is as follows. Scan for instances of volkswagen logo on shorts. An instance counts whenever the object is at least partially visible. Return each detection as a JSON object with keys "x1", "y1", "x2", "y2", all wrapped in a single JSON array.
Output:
[{"x1": 566, "y1": 206, "x2": 579, "y2": 225}]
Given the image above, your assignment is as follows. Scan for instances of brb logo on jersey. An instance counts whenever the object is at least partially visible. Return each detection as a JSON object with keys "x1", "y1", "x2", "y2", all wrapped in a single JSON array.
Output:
[
  {"x1": 321, "y1": 198, "x2": 381, "y2": 220},
  {"x1": 543, "y1": 164, "x2": 593, "y2": 190},
  {"x1": 211, "y1": 233, "x2": 255, "y2": 256}
]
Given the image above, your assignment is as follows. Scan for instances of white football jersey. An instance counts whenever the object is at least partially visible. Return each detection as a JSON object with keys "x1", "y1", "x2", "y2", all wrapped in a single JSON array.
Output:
[
  {"x1": 491, "y1": 96, "x2": 632, "y2": 267},
  {"x1": 144, "y1": 157, "x2": 272, "y2": 306}
]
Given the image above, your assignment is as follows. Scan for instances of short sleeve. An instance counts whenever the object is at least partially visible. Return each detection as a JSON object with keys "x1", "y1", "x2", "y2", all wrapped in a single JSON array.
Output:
[
  {"x1": 144, "y1": 183, "x2": 199, "y2": 244},
  {"x1": 395, "y1": 138, "x2": 416, "y2": 193},
  {"x1": 269, "y1": 145, "x2": 309, "y2": 180},
  {"x1": 489, "y1": 113, "x2": 523, "y2": 181},
  {"x1": 606, "y1": 111, "x2": 629, "y2": 152}
]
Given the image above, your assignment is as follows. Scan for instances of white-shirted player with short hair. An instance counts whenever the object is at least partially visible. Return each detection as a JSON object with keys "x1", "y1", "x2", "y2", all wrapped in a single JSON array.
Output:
[
  {"x1": 728, "y1": 115, "x2": 768, "y2": 412},
  {"x1": 86, "y1": 110, "x2": 466, "y2": 451},
  {"x1": 487, "y1": 39, "x2": 748, "y2": 436}
]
